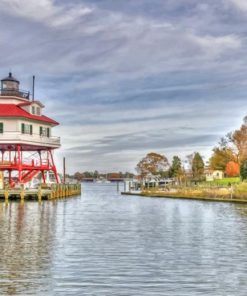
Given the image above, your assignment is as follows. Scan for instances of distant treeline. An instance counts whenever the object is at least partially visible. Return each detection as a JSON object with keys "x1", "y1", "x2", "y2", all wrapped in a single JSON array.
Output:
[{"x1": 73, "y1": 171, "x2": 135, "y2": 181}]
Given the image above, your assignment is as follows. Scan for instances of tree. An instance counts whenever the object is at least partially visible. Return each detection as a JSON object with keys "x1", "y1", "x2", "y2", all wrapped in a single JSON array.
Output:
[
  {"x1": 136, "y1": 152, "x2": 169, "y2": 178},
  {"x1": 225, "y1": 161, "x2": 240, "y2": 177},
  {"x1": 169, "y1": 156, "x2": 182, "y2": 178},
  {"x1": 83, "y1": 171, "x2": 94, "y2": 178},
  {"x1": 123, "y1": 172, "x2": 135, "y2": 178},
  {"x1": 240, "y1": 159, "x2": 247, "y2": 180},
  {"x1": 217, "y1": 116, "x2": 247, "y2": 165},
  {"x1": 93, "y1": 170, "x2": 99, "y2": 178},
  {"x1": 209, "y1": 147, "x2": 237, "y2": 171},
  {"x1": 230, "y1": 116, "x2": 247, "y2": 163},
  {"x1": 74, "y1": 172, "x2": 83, "y2": 181},
  {"x1": 192, "y1": 152, "x2": 204, "y2": 180}
]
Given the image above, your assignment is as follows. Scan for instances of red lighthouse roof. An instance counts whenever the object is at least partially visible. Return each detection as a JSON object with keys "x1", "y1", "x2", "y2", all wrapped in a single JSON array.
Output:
[{"x1": 0, "y1": 104, "x2": 59, "y2": 125}]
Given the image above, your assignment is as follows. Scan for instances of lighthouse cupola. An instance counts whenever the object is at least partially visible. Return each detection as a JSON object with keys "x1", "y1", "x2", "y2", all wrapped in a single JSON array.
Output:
[
  {"x1": 1, "y1": 72, "x2": 19, "y2": 91},
  {"x1": 0, "y1": 72, "x2": 30, "y2": 99}
]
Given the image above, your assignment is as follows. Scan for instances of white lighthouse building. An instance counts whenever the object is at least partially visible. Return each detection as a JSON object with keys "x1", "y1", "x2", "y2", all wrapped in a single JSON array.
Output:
[{"x1": 0, "y1": 73, "x2": 60, "y2": 187}]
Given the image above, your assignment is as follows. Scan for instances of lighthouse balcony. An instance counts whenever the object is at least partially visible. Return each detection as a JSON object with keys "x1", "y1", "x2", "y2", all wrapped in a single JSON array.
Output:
[
  {"x1": 0, "y1": 131, "x2": 60, "y2": 149},
  {"x1": 0, "y1": 88, "x2": 30, "y2": 99}
]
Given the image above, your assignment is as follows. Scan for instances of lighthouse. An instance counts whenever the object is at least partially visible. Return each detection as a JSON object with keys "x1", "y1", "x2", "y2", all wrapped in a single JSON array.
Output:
[{"x1": 0, "y1": 73, "x2": 60, "y2": 187}]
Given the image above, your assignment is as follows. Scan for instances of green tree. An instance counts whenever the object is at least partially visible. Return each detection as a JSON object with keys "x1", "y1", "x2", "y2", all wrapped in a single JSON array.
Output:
[
  {"x1": 74, "y1": 172, "x2": 83, "y2": 181},
  {"x1": 240, "y1": 159, "x2": 247, "y2": 180},
  {"x1": 169, "y1": 156, "x2": 182, "y2": 178},
  {"x1": 83, "y1": 171, "x2": 94, "y2": 178},
  {"x1": 93, "y1": 170, "x2": 99, "y2": 178},
  {"x1": 192, "y1": 152, "x2": 204, "y2": 180}
]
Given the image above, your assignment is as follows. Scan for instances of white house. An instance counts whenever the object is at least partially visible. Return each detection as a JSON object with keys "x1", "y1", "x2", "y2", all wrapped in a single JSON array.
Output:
[{"x1": 205, "y1": 169, "x2": 224, "y2": 181}]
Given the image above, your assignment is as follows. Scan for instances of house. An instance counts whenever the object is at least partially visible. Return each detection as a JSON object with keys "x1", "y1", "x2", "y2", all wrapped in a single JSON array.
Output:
[{"x1": 205, "y1": 169, "x2": 224, "y2": 181}]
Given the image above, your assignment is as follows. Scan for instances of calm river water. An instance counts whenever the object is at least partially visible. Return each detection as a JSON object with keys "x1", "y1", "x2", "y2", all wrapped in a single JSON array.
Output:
[{"x1": 1, "y1": 183, "x2": 247, "y2": 295}]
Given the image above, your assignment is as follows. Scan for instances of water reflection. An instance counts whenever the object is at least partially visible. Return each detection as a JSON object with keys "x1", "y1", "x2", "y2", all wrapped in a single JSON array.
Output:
[
  {"x1": 1, "y1": 185, "x2": 247, "y2": 295},
  {"x1": 0, "y1": 201, "x2": 58, "y2": 295}
]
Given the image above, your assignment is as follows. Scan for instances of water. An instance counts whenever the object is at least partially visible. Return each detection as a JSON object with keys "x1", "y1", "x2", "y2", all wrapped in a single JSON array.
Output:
[{"x1": 1, "y1": 183, "x2": 247, "y2": 295}]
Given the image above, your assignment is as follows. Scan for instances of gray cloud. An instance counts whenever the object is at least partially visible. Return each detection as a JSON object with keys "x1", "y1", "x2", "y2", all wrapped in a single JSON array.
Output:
[{"x1": 0, "y1": 0, "x2": 246, "y2": 172}]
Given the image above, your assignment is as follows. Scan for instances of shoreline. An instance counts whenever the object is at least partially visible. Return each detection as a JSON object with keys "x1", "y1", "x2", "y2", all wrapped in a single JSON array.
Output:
[{"x1": 121, "y1": 191, "x2": 247, "y2": 204}]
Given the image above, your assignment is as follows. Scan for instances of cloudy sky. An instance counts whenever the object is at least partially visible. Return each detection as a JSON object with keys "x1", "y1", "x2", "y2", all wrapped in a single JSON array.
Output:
[{"x1": 1, "y1": 0, "x2": 247, "y2": 173}]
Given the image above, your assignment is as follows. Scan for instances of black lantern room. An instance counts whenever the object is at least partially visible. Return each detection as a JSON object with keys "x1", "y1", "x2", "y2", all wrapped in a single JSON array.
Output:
[
  {"x1": 0, "y1": 72, "x2": 29, "y2": 99},
  {"x1": 1, "y1": 72, "x2": 20, "y2": 91}
]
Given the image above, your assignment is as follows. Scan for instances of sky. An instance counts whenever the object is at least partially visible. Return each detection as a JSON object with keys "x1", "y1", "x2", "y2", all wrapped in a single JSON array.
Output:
[{"x1": 0, "y1": 0, "x2": 247, "y2": 173}]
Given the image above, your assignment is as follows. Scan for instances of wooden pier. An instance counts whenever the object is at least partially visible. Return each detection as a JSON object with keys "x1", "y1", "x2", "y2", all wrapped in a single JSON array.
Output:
[{"x1": 0, "y1": 183, "x2": 81, "y2": 202}]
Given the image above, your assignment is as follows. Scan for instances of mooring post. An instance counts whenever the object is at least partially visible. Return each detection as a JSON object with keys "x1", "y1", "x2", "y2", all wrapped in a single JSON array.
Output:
[
  {"x1": 54, "y1": 184, "x2": 58, "y2": 198},
  {"x1": 60, "y1": 184, "x2": 63, "y2": 198},
  {"x1": 38, "y1": 185, "x2": 42, "y2": 202},
  {"x1": 4, "y1": 185, "x2": 9, "y2": 203},
  {"x1": 57, "y1": 184, "x2": 60, "y2": 198},
  {"x1": 50, "y1": 184, "x2": 53, "y2": 199},
  {"x1": 63, "y1": 157, "x2": 66, "y2": 184},
  {"x1": 20, "y1": 184, "x2": 25, "y2": 201}
]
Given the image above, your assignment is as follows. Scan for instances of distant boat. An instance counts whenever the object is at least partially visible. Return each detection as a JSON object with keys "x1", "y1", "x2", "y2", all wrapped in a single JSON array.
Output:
[{"x1": 95, "y1": 179, "x2": 111, "y2": 184}]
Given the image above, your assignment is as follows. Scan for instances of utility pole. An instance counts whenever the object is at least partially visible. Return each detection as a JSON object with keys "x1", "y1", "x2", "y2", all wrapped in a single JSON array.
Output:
[
  {"x1": 32, "y1": 75, "x2": 35, "y2": 101},
  {"x1": 63, "y1": 157, "x2": 66, "y2": 184}
]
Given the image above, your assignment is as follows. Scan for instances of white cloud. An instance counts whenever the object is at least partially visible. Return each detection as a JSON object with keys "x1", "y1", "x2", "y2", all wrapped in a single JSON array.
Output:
[
  {"x1": 228, "y1": 0, "x2": 247, "y2": 11},
  {"x1": 191, "y1": 34, "x2": 241, "y2": 56},
  {"x1": 0, "y1": 0, "x2": 93, "y2": 28}
]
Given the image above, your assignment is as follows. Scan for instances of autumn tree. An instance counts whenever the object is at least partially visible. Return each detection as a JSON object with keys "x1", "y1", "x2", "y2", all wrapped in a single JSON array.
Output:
[
  {"x1": 216, "y1": 116, "x2": 247, "y2": 166},
  {"x1": 209, "y1": 147, "x2": 237, "y2": 171},
  {"x1": 136, "y1": 152, "x2": 169, "y2": 178},
  {"x1": 225, "y1": 161, "x2": 240, "y2": 177},
  {"x1": 169, "y1": 156, "x2": 182, "y2": 178},
  {"x1": 192, "y1": 152, "x2": 204, "y2": 180},
  {"x1": 230, "y1": 116, "x2": 247, "y2": 163}
]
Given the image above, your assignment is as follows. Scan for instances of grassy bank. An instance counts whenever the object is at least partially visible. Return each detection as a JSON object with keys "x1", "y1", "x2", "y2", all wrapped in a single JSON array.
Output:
[
  {"x1": 125, "y1": 181, "x2": 247, "y2": 203},
  {"x1": 204, "y1": 177, "x2": 240, "y2": 186},
  {"x1": 122, "y1": 191, "x2": 247, "y2": 203}
]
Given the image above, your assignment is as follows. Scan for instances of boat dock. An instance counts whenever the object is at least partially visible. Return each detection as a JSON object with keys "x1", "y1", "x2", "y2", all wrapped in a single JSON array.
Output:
[{"x1": 0, "y1": 183, "x2": 81, "y2": 202}]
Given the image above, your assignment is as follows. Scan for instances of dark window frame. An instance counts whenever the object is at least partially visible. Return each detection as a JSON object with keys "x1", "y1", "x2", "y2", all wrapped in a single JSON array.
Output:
[{"x1": 0, "y1": 122, "x2": 3, "y2": 133}]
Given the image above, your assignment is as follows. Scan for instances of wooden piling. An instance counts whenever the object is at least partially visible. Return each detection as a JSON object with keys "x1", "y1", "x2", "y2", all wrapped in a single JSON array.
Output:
[
  {"x1": 38, "y1": 185, "x2": 42, "y2": 202},
  {"x1": 0, "y1": 182, "x2": 81, "y2": 201},
  {"x1": 20, "y1": 185, "x2": 25, "y2": 201},
  {"x1": 4, "y1": 187, "x2": 9, "y2": 202}
]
